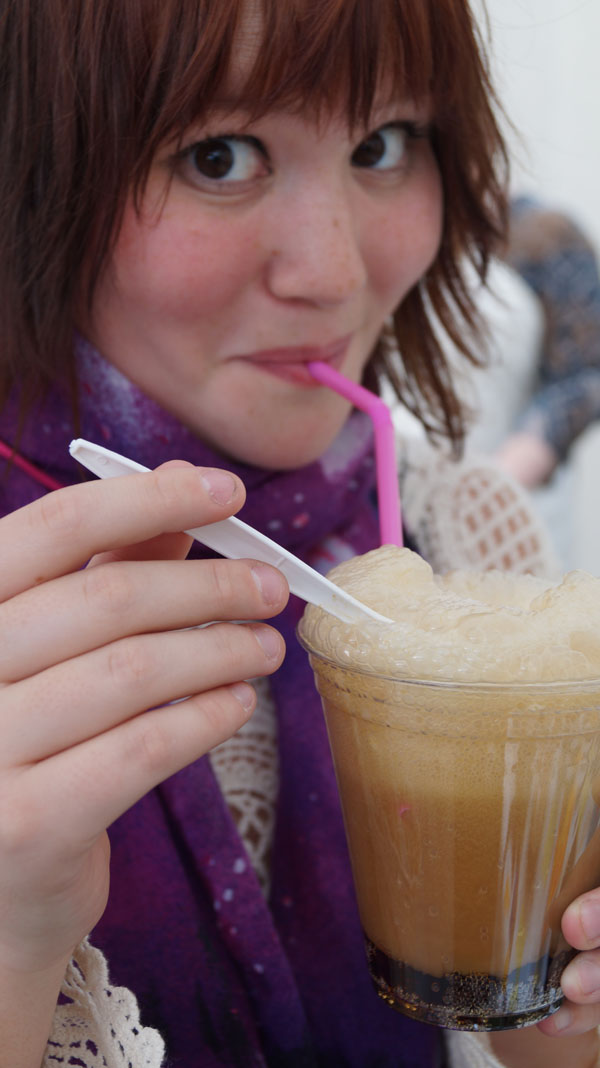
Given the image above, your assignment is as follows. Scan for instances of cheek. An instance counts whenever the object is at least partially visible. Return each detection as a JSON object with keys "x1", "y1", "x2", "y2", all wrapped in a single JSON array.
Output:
[
  {"x1": 369, "y1": 172, "x2": 443, "y2": 305},
  {"x1": 111, "y1": 207, "x2": 263, "y2": 320}
]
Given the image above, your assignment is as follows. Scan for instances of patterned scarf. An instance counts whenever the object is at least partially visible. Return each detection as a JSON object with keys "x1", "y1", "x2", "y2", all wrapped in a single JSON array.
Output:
[{"x1": 0, "y1": 339, "x2": 440, "y2": 1067}]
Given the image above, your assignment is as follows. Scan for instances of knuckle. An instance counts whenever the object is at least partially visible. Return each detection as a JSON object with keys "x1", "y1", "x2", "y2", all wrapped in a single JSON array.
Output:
[
  {"x1": 221, "y1": 684, "x2": 256, "y2": 727},
  {"x1": 82, "y1": 564, "x2": 136, "y2": 620},
  {"x1": 194, "y1": 687, "x2": 254, "y2": 741},
  {"x1": 205, "y1": 559, "x2": 241, "y2": 607},
  {"x1": 36, "y1": 486, "x2": 84, "y2": 539},
  {"x1": 106, "y1": 638, "x2": 153, "y2": 690},
  {"x1": 211, "y1": 622, "x2": 250, "y2": 664},
  {"x1": 134, "y1": 720, "x2": 173, "y2": 778},
  {"x1": 148, "y1": 466, "x2": 195, "y2": 516},
  {"x1": 209, "y1": 621, "x2": 278, "y2": 672}
]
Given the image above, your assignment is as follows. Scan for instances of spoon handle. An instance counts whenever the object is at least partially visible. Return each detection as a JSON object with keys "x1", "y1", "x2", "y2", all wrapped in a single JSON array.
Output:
[{"x1": 69, "y1": 439, "x2": 392, "y2": 626}]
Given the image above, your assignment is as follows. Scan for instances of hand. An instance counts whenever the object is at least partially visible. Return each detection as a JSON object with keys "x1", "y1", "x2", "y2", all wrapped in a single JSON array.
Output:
[
  {"x1": 488, "y1": 888, "x2": 600, "y2": 1066},
  {"x1": 493, "y1": 431, "x2": 559, "y2": 489},
  {"x1": 0, "y1": 462, "x2": 288, "y2": 977},
  {"x1": 537, "y1": 888, "x2": 600, "y2": 1039}
]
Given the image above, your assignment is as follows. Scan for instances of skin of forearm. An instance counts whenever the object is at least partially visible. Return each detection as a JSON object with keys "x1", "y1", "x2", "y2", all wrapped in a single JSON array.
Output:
[
  {"x1": 491, "y1": 1024, "x2": 599, "y2": 1068},
  {"x1": 0, "y1": 952, "x2": 70, "y2": 1068}
]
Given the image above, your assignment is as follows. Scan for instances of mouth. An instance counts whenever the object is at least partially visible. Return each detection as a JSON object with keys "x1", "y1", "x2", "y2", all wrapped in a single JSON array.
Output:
[{"x1": 235, "y1": 335, "x2": 352, "y2": 385}]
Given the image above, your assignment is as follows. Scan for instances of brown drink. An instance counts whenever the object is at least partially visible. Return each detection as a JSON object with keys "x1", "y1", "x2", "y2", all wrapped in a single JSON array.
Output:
[{"x1": 298, "y1": 547, "x2": 600, "y2": 1030}]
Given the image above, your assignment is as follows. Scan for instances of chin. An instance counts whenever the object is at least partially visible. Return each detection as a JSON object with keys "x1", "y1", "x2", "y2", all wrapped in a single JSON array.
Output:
[
  {"x1": 229, "y1": 442, "x2": 333, "y2": 470},
  {"x1": 217, "y1": 426, "x2": 345, "y2": 471}
]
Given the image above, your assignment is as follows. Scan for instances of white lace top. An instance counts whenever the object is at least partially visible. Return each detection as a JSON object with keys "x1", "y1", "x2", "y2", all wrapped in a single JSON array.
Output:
[
  {"x1": 210, "y1": 676, "x2": 278, "y2": 897},
  {"x1": 43, "y1": 448, "x2": 563, "y2": 1068}
]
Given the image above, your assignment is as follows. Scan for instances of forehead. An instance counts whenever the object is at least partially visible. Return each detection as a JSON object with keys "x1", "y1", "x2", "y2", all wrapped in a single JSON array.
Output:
[{"x1": 229, "y1": 0, "x2": 263, "y2": 87}]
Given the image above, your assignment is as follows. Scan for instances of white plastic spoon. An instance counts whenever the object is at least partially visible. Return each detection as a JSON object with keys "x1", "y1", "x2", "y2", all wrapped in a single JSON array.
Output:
[{"x1": 69, "y1": 439, "x2": 392, "y2": 626}]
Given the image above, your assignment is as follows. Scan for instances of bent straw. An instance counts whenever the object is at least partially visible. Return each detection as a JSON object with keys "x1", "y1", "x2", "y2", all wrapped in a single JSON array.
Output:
[{"x1": 307, "y1": 362, "x2": 403, "y2": 547}]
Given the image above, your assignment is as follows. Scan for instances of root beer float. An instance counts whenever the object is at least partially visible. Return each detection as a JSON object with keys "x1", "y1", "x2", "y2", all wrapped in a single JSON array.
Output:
[{"x1": 298, "y1": 547, "x2": 600, "y2": 1031}]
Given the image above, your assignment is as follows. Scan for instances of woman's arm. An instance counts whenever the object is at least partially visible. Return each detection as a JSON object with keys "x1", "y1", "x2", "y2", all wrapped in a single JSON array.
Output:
[{"x1": 0, "y1": 955, "x2": 72, "y2": 1068}]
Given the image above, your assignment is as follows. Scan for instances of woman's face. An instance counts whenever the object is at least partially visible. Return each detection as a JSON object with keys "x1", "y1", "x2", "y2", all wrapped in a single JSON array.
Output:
[{"x1": 86, "y1": 91, "x2": 443, "y2": 468}]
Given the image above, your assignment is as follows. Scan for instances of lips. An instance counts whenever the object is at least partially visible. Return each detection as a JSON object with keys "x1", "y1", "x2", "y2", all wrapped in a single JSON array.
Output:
[{"x1": 235, "y1": 335, "x2": 352, "y2": 385}]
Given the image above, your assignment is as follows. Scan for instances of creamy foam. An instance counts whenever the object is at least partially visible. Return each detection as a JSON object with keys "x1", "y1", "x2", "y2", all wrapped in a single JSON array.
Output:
[{"x1": 300, "y1": 547, "x2": 600, "y2": 682}]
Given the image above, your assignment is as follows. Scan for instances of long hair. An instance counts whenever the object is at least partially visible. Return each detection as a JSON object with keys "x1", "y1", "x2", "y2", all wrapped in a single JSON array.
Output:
[{"x1": 0, "y1": 0, "x2": 508, "y2": 448}]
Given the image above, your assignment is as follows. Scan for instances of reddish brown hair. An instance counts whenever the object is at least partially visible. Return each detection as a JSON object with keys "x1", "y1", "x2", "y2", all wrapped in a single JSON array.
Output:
[{"x1": 0, "y1": 0, "x2": 507, "y2": 448}]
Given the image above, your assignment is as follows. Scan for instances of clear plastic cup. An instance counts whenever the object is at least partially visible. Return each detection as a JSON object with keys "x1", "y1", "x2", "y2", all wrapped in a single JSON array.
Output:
[{"x1": 298, "y1": 631, "x2": 600, "y2": 1031}]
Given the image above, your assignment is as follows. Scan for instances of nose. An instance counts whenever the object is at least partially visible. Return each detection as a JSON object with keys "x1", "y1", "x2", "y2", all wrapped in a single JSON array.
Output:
[{"x1": 264, "y1": 182, "x2": 368, "y2": 306}]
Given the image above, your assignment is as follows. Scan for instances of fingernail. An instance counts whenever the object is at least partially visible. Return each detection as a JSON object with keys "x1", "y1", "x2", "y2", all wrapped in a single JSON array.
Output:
[
  {"x1": 550, "y1": 1006, "x2": 572, "y2": 1032},
  {"x1": 251, "y1": 564, "x2": 286, "y2": 606},
  {"x1": 200, "y1": 469, "x2": 237, "y2": 505},
  {"x1": 252, "y1": 625, "x2": 283, "y2": 661},
  {"x1": 230, "y1": 682, "x2": 256, "y2": 713},
  {"x1": 580, "y1": 901, "x2": 600, "y2": 943}
]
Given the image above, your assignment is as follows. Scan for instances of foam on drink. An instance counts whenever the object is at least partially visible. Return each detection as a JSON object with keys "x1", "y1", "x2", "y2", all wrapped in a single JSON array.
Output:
[{"x1": 301, "y1": 545, "x2": 600, "y2": 683}]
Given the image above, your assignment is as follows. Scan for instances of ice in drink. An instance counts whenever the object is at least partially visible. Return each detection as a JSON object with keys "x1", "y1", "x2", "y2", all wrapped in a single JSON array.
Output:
[{"x1": 298, "y1": 547, "x2": 600, "y2": 1030}]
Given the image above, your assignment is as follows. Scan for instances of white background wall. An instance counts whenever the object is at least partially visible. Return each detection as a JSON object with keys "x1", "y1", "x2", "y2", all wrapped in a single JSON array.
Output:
[
  {"x1": 476, "y1": 0, "x2": 600, "y2": 247},
  {"x1": 472, "y1": 0, "x2": 600, "y2": 574}
]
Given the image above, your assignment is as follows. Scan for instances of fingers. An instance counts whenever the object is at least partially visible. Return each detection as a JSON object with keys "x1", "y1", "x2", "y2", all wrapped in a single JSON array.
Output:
[
  {"x1": 0, "y1": 463, "x2": 287, "y2": 977},
  {"x1": 6, "y1": 682, "x2": 258, "y2": 855},
  {"x1": 536, "y1": 890, "x2": 600, "y2": 1038},
  {"x1": 562, "y1": 888, "x2": 600, "y2": 952},
  {"x1": 561, "y1": 948, "x2": 600, "y2": 1005},
  {"x1": 1, "y1": 621, "x2": 285, "y2": 766},
  {"x1": 86, "y1": 460, "x2": 200, "y2": 566},
  {"x1": 0, "y1": 558, "x2": 288, "y2": 682},
  {"x1": 537, "y1": 994, "x2": 600, "y2": 1038},
  {"x1": 0, "y1": 464, "x2": 245, "y2": 600}
]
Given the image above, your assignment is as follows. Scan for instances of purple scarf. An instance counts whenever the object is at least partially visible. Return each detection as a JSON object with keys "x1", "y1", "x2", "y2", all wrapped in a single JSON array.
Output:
[{"x1": 1, "y1": 340, "x2": 440, "y2": 1067}]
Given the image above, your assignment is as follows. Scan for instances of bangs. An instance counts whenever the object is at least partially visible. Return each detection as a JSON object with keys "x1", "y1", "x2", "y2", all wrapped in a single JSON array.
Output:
[
  {"x1": 206, "y1": 0, "x2": 435, "y2": 121},
  {"x1": 131, "y1": 0, "x2": 442, "y2": 153}
]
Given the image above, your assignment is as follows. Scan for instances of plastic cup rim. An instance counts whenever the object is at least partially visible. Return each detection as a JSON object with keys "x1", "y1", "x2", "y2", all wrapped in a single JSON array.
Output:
[{"x1": 297, "y1": 627, "x2": 600, "y2": 694}]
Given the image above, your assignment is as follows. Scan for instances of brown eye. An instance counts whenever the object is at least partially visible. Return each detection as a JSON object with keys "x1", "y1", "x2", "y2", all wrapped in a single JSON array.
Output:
[
  {"x1": 187, "y1": 135, "x2": 268, "y2": 184},
  {"x1": 352, "y1": 126, "x2": 409, "y2": 170},
  {"x1": 192, "y1": 139, "x2": 236, "y2": 179}
]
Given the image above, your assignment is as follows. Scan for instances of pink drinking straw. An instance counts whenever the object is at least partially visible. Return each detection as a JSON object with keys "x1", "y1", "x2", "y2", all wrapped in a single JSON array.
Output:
[{"x1": 307, "y1": 361, "x2": 403, "y2": 547}]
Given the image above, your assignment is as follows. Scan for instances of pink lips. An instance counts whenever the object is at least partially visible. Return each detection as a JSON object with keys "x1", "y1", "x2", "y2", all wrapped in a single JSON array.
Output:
[{"x1": 237, "y1": 336, "x2": 351, "y2": 385}]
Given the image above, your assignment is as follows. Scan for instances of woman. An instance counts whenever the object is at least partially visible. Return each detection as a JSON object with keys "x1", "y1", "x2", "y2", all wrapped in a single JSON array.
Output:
[{"x1": 1, "y1": 1, "x2": 599, "y2": 1065}]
